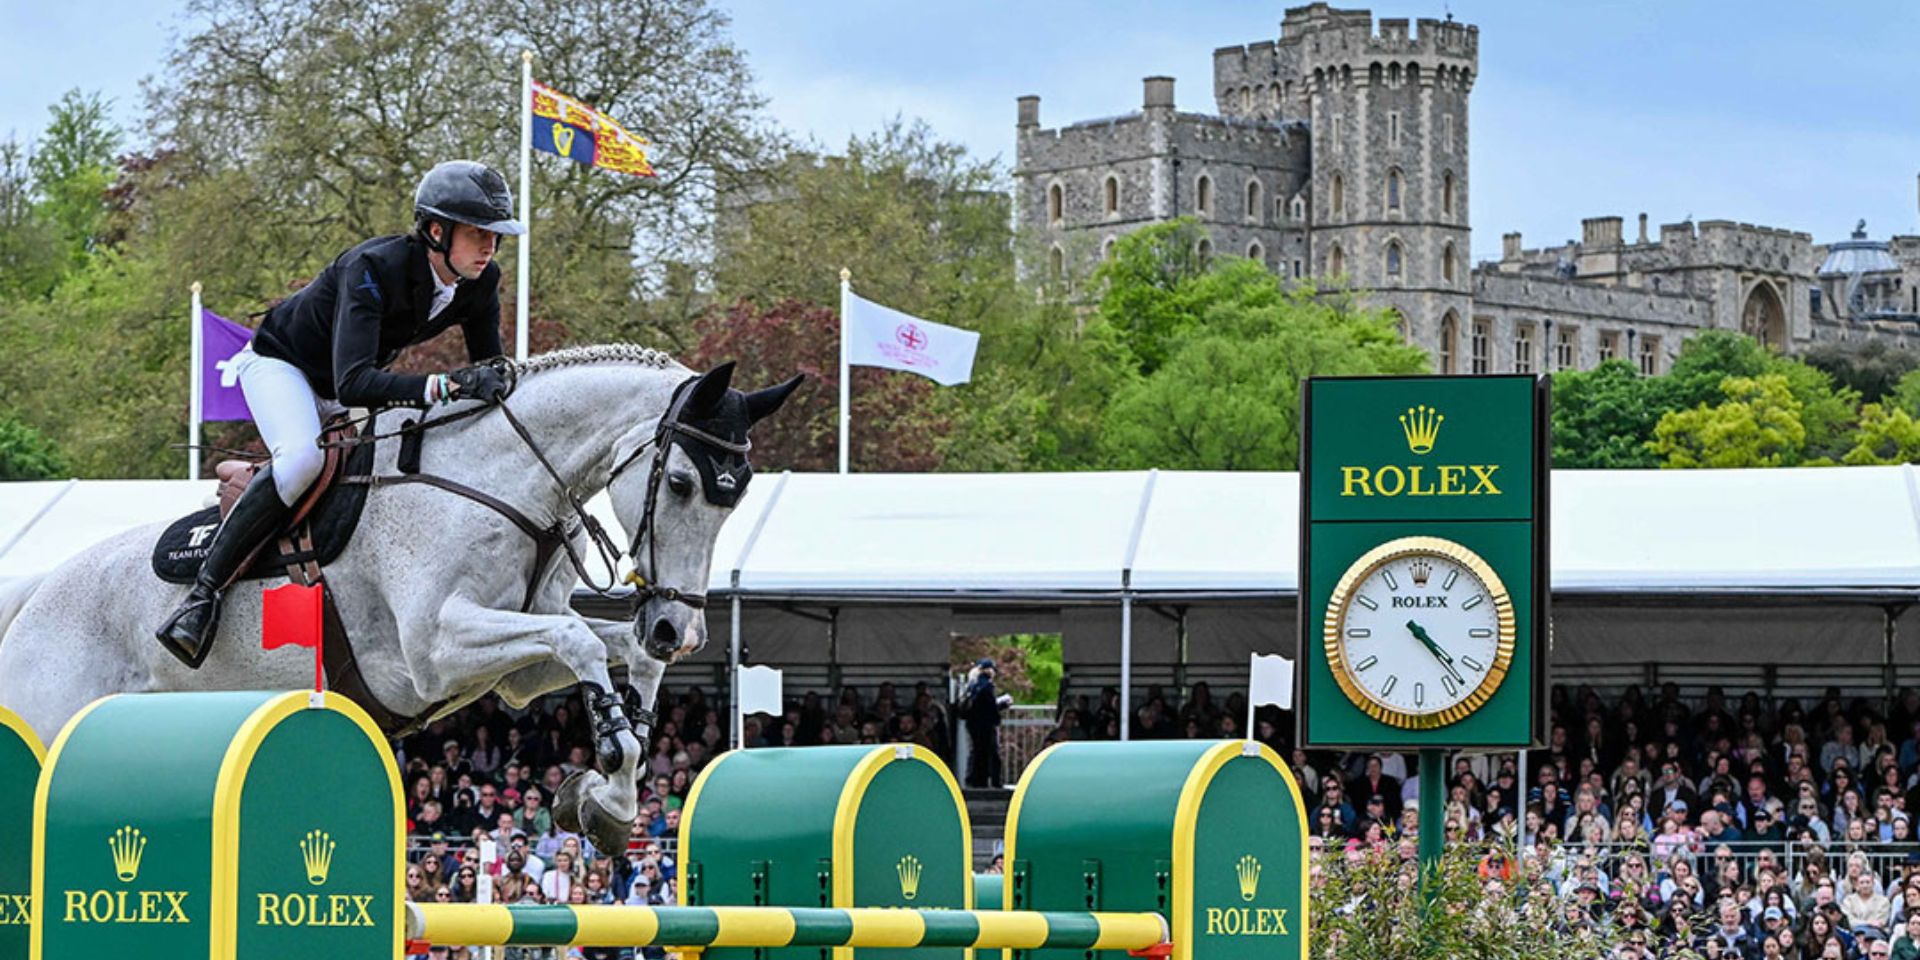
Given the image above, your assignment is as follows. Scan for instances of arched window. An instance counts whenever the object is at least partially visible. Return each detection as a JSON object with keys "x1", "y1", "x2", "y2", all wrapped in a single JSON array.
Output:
[
  {"x1": 1245, "y1": 179, "x2": 1262, "y2": 221},
  {"x1": 1328, "y1": 243, "x2": 1345, "y2": 277},
  {"x1": 1197, "y1": 237, "x2": 1213, "y2": 262},
  {"x1": 1240, "y1": 87, "x2": 1252, "y2": 112},
  {"x1": 1047, "y1": 183, "x2": 1063, "y2": 224},
  {"x1": 1387, "y1": 169, "x2": 1402, "y2": 212},
  {"x1": 1331, "y1": 174, "x2": 1345, "y2": 217},
  {"x1": 1104, "y1": 175, "x2": 1119, "y2": 216},
  {"x1": 1048, "y1": 245, "x2": 1064, "y2": 278},
  {"x1": 1442, "y1": 242, "x2": 1456, "y2": 282},
  {"x1": 1102, "y1": 237, "x2": 1116, "y2": 261},
  {"x1": 1442, "y1": 171, "x2": 1455, "y2": 217},
  {"x1": 1386, "y1": 241, "x2": 1403, "y2": 277},
  {"x1": 1196, "y1": 175, "x2": 1214, "y2": 217},
  {"x1": 1290, "y1": 196, "x2": 1306, "y2": 221},
  {"x1": 1247, "y1": 240, "x2": 1265, "y2": 264},
  {"x1": 1388, "y1": 62, "x2": 1401, "y2": 87},
  {"x1": 1438, "y1": 311, "x2": 1458, "y2": 374}
]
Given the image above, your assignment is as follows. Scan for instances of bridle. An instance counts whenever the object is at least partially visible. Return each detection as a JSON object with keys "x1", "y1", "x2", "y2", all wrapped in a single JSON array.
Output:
[{"x1": 605, "y1": 377, "x2": 751, "y2": 615}]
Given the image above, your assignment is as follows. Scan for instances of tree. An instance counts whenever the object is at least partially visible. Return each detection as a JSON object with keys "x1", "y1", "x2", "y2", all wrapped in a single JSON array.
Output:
[
  {"x1": 1650, "y1": 374, "x2": 1808, "y2": 468},
  {"x1": 1095, "y1": 239, "x2": 1427, "y2": 470},
  {"x1": 1801, "y1": 339, "x2": 1920, "y2": 405},
  {"x1": 1548, "y1": 360, "x2": 1665, "y2": 469},
  {"x1": 687, "y1": 298, "x2": 947, "y2": 472},
  {"x1": 0, "y1": 136, "x2": 64, "y2": 299},
  {"x1": 28, "y1": 89, "x2": 121, "y2": 270},
  {"x1": 0, "y1": 416, "x2": 69, "y2": 480},
  {"x1": 1841, "y1": 403, "x2": 1920, "y2": 465}
]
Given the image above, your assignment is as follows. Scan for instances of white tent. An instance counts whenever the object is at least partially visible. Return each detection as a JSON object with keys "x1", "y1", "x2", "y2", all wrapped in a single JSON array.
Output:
[{"x1": 4, "y1": 467, "x2": 1919, "y2": 696}]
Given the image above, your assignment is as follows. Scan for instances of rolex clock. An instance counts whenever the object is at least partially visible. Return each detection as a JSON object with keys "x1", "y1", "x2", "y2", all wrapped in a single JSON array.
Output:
[{"x1": 1322, "y1": 535, "x2": 1516, "y2": 730}]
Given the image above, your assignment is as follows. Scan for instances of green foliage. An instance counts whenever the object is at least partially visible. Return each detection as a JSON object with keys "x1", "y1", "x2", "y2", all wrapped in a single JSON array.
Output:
[
  {"x1": 1841, "y1": 402, "x2": 1920, "y2": 465},
  {"x1": 1800, "y1": 339, "x2": 1920, "y2": 404},
  {"x1": 1092, "y1": 228, "x2": 1427, "y2": 470},
  {"x1": 28, "y1": 89, "x2": 120, "y2": 271},
  {"x1": 1310, "y1": 841, "x2": 1625, "y2": 960},
  {"x1": 1011, "y1": 635, "x2": 1062, "y2": 706},
  {"x1": 1650, "y1": 374, "x2": 1808, "y2": 468},
  {"x1": 1548, "y1": 360, "x2": 1665, "y2": 469},
  {"x1": 0, "y1": 415, "x2": 69, "y2": 480}
]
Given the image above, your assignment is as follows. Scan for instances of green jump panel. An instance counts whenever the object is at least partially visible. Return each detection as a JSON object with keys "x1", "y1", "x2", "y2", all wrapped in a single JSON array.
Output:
[
  {"x1": 31, "y1": 691, "x2": 404, "y2": 960},
  {"x1": 1004, "y1": 740, "x2": 1308, "y2": 960},
  {"x1": 0, "y1": 707, "x2": 45, "y2": 960},
  {"x1": 680, "y1": 744, "x2": 971, "y2": 960}
]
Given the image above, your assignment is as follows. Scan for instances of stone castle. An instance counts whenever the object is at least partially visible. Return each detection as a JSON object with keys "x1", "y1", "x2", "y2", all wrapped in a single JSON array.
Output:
[{"x1": 1014, "y1": 3, "x2": 1920, "y2": 375}]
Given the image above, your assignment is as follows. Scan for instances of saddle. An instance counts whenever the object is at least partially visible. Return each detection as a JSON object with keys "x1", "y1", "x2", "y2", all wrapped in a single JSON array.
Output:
[{"x1": 150, "y1": 418, "x2": 375, "y2": 586}]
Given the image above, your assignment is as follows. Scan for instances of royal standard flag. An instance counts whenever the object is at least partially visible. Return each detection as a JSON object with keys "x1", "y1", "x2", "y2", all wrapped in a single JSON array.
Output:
[{"x1": 530, "y1": 81, "x2": 655, "y2": 178}]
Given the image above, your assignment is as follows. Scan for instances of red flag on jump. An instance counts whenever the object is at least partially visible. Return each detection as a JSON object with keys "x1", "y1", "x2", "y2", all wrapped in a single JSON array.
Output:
[{"x1": 262, "y1": 582, "x2": 325, "y2": 693}]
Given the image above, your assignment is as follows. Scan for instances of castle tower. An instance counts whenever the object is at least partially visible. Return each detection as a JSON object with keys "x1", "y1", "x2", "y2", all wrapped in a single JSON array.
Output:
[{"x1": 1281, "y1": 5, "x2": 1477, "y2": 368}]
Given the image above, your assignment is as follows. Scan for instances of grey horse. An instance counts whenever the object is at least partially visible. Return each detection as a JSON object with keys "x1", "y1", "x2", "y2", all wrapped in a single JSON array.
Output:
[{"x1": 0, "y1": 344, "x2": 800, "y2": 853}]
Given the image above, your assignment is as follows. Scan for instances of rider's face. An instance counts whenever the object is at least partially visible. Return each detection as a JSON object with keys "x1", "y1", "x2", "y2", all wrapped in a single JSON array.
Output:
[{"x1": 436, "y1": 222, "x2": 500, "y2": 281}]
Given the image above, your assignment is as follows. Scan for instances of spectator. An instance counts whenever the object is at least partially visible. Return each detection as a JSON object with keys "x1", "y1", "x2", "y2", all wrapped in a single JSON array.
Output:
[
  {"x1": 959, "y1": 659, "x2": 1011, "y2": 788},
  {"x1": 1848, "y1": 872, "x2": 1895, "y2": 939}
]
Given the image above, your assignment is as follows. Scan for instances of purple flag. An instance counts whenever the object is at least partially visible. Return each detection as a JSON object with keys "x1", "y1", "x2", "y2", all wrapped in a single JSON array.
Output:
[{"x1": 199, "y1": 308, "x2": 254, "y2": 422}]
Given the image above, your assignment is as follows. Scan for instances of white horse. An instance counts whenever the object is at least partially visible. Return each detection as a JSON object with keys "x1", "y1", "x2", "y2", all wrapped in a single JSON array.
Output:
[{"x1": 0, "y1": 345, "x2": 799, "y2": 853}]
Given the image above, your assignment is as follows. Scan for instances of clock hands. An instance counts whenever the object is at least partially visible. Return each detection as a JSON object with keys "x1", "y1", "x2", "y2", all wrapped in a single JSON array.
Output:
[{"x1": 1404, "y1": 620, "x2": 1466, "y2": 687}]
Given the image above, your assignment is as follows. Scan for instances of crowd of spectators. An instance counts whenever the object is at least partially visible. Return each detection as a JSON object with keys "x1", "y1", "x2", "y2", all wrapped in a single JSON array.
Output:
[{"x1": 394, "y1": 678, "x2": 1919, "y2": 959}]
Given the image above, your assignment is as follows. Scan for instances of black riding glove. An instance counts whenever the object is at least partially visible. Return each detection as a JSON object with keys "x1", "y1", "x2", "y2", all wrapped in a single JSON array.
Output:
[{"x1": 448, "y1": 364, "x2": 510, "y2": 404}]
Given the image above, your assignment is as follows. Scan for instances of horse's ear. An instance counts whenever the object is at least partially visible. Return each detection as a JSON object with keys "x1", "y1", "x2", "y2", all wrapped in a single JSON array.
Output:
[
  {"x1": 746, "y1": 374, "x2": 805, "y2": 424},
  {"x1": 686, "y1": 362, "x2": 737, "y2": 414}
]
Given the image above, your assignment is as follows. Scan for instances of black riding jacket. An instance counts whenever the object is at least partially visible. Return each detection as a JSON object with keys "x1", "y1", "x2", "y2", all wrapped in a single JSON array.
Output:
[{"x1": 251, "y1": 234, "x2": 504, "y2": 406}]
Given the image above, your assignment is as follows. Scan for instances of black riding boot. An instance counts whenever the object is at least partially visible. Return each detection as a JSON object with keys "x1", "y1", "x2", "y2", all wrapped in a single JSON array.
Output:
[{"x1": 156, "y1": 469, "x2": 291, "y2": 668}]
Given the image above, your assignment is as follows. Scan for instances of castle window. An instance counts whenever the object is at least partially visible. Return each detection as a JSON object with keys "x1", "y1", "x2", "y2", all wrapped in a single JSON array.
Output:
[
  {"x1": 1104, "y1": 175, "x2": 1119, "y2": 216},
  {"x1": 1598, "y1": 330, "x2": 1621, "y2": 363},
  {"x1": 1270, "y1": 84, "x2": 1283, "y2": 112},
  {"x1": 1245, "y1": 179, "x2": 1262, "y2": 221},
  {"x1": 1292, "y1": 259, "x2": 1303, "y2": 278},
  {"x1": 1438, "y1": 312, "x2": 1458, "y2": 374},
  {"x1": 1196, "y1": 237, "x2": 1213, "y2": 262},
  {"x1": 1470, "y1": 320, "x2": 1491, "y2": 374},
  {"x1": 1514, "y1": 324, "x2": 1535, "y2": 374},
  {"x1": 1047, "y1": 183, "x2": 1063, "y2": 224},
  {"x1": 1197, "y1": 175, "x2": 1214, "y2": 218},
  {"x1": 1240, "y1": 87, "x2": 1253, "y2": 113},
  {"x1": 1328, "y1": 243, "x2": 1345, "y2": 277},
  {"x1": 1388, "y1": 63, "x2": 1401, "y2": 88},
  {"x1": 1386, "y1": 241, "x2": 1403, "y2": 278},
  {"x1": 1247, "y1": 240, "x2": 1265, "y2": 264},
  {"x1": 1443, "y1": 114, "x2": 1454, "y2": 151},
  {"x1": 1555, "y1": 325, "x2": 1577, "y2": 370},
  {"x1": 1331, "y1": 174, "x2": 1345, "y2": 217},
  {"x1": 1639, "y1": 335, "x2": 1661, "y2": 376},
  {"x1": 1442, "y1": 242, "x2": 1456, "y2": 283},
  {"x1": 1290, "y1": 196, "x2": 1306, "y2": 221},
  {"x1": 1049, "y1": 245, "x2": 1064, "y2": 278},
  {"x1": 1389, "y1": 111, "x2": 1400, "y2": 146},
  {"x1": 1332, "y1": 116, "x2": 1342, "y2": 148},
  {"x1": 1387, "y1": 170, "x2": 1402, "y2": 212},
  {"x1": 1442, "y1": 172, "x2": 1455, "y2": 217}
]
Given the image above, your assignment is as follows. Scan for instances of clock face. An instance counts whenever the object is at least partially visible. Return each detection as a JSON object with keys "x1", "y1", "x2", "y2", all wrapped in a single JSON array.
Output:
[{"x1": 1323, "y1": 536, "x2": 1516, "y2": 730}]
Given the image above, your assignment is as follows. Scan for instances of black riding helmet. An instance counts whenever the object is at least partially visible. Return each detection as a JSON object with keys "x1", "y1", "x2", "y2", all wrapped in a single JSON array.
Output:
[{"x1": 413, "y1": 160, "x2": 526, "y2": 254}]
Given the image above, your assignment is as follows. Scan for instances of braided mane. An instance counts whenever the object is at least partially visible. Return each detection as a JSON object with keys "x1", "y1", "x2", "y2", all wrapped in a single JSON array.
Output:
[{"x1": 510, "y1": 343, "x2": 680, "y2": 376}]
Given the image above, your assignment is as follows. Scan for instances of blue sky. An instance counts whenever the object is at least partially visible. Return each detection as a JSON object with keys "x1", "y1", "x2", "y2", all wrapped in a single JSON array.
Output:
[{"x1": 8, "y1": 1, "x2": 1920, "y2": 263}]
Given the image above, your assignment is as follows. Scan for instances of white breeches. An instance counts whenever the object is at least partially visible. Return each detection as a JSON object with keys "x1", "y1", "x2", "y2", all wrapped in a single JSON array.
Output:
[{"x1": 231, "y1": 345, "x2": 346, "y2": 506}]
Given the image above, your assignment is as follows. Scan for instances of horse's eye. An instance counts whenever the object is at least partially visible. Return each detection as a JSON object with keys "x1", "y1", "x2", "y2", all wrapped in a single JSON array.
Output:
[{"x1": 667, "y1": 473, "x2": 693, "y2": 497}]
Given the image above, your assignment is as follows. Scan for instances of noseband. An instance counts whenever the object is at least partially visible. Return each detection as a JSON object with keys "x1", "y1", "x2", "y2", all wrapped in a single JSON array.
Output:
[{"x1": 607, "y1": 378, "x2": 750, "y2": 614}]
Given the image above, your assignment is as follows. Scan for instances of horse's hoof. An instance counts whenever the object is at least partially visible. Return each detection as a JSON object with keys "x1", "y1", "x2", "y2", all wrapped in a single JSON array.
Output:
[
  {"x1": 554, "y1": 770, "x2": 591, "y2": 835},
  {"x1": 580, "y1": 792, "x2": 634, "y2": 858}
]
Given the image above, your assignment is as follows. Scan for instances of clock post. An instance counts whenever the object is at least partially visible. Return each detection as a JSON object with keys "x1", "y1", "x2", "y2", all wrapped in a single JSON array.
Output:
[{"x1": 1297, "y1": 375, "x2": 1550, "y2": 883}]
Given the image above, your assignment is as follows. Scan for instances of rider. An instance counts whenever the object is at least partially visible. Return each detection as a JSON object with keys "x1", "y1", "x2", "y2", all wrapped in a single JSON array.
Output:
[{"x1": 155, "y1": 160, "x2": 526, "y2": 668}]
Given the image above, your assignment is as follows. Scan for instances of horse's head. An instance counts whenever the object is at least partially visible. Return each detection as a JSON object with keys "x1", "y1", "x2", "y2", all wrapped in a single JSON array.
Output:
[{"x1": 608, "y1": 361, "x2": 802, "y2": 662}]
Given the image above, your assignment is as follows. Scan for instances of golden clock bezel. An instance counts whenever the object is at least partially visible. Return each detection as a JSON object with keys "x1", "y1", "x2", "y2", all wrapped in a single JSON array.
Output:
[{"x1": 1322, "y1": 535, "x2": 1516, "y2": 730}]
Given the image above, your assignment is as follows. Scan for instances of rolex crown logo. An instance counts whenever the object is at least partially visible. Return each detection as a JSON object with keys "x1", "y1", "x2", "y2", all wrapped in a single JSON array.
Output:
[
  {"x1": 896, "y1": 854, "x2": 922, "y2": 901},
  {"x1": 1236, "y1": 855, "x2": 1261, "y2": 902},
  {"x1": 109, "y1": 826, "x2": 147, "y2": 882},
  {"x1": 1409, "y1": 559, "x2": 1432, "y2": 587},
  {"x1": 301, "y1": 829, "x2": 336, "y2": 886},
  {"x1": 1399, "y1": 405, "x2": 1443, "y2": 455}
]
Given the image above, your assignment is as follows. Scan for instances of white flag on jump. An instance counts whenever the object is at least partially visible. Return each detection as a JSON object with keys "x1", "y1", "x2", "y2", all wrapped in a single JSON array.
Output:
[
  {"x1": 1248, "y1": 653, "x2": 1294, "y2": 710},
  {"x1": 737, "y1": 664, "x2": 784, "y2": 717},
  {"x1": 844, "y1": 291, "x2": 979, "y2": 386}
]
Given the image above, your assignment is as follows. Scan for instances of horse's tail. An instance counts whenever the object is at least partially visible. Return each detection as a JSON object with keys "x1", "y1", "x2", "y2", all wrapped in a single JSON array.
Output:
[{"x1": 0, "y1": 573, "x2": 47, "y2": 647}]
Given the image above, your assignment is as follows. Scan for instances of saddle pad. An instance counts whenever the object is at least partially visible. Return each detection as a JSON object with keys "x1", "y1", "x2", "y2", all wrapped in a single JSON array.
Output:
[{"x1": 150, "y1": 437, "x2": 377, "y2": 585}]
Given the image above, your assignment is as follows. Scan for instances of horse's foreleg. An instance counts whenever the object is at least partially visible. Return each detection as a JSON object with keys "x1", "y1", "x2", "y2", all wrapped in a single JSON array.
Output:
[
  {"x1": 578, "y1": 616, "x2": 668, "y2": 740},
  {"x1": 418, "y1": 599, "x2": 642, "y2": 855}
]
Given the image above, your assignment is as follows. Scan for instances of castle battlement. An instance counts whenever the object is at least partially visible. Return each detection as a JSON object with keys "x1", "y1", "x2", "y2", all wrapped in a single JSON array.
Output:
[
  {"x1": 1277, "y1": 3, "x2": 1478, "y2": 58},
  {"x1": 1473, "y1": 272, "x2": 1710, "y2": 327}
]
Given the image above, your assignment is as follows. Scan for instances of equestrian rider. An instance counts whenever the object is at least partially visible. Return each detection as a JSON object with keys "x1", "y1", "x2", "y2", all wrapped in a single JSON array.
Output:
[{"x1": 156, "y1": 160, "x2": 525, "y2": 667}]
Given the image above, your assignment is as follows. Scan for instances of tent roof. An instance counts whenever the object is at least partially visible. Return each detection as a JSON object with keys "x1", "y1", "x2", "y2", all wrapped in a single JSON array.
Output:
[{"x1": 5, "y1": 466, "x2": 1920, "y2": 599}]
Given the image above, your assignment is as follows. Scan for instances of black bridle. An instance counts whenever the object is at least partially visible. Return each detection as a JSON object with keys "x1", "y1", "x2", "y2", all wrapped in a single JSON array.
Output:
[{"x1": 606, "y1": 377, "x2": 751, "y2": 614}]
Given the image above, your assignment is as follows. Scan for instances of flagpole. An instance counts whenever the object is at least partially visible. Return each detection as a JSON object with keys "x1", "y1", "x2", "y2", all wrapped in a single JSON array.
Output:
[
  {"x1": 189, "y1": 281, "x2": 203, "y2": 481},
  {"x1": 838, "y1": 267, "x2": 851, "y2": 474},
  {"x1": 516, "y1": 49, "x2": 533, "y2": 362}
]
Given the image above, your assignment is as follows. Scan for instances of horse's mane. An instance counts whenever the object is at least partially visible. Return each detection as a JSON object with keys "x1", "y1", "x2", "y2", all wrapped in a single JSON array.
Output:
[{"x1": 510, "y1": 343, "x2": 680, "y2": 377}]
